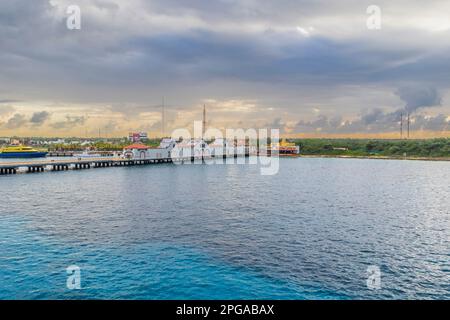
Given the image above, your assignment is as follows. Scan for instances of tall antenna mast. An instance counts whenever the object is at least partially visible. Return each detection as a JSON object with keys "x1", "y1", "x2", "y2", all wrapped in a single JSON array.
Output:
[
  {"x1": 202, "y1": 104, "x2": 206, "y2": 138},
  {"x1": 162, "y1": 97, "x2": 165, "y2": 138}
]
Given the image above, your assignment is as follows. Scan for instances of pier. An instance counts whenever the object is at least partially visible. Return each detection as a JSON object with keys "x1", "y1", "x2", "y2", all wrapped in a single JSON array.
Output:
[
  {"x1": 0, "y1": 157, "x2": 173, "y2": 175},
  {"x1": 0, "y1": 153, "x2": 251, "y2": 176}
]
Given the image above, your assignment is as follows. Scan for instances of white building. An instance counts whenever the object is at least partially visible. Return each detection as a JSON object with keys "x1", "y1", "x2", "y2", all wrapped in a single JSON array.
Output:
[
  {"x1": 123, "y1": 139, "x2": 176, "y2": 160},
  {"x1": 171, "y1": 139, "x2": 211, "y2": 159},
  {"x1": 147, "y1": 138, "x2": 177, "y2": 159},
  {"x1": 158, "y1": 138, "x2": 177, "y2": 150}
]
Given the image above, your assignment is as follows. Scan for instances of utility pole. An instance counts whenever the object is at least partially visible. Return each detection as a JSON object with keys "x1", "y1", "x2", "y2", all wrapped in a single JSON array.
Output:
[
  {"x1": 85, "y1": 113, "x2": 88, "y2": 139},
  {"x1": 407, "y1": 112, "x2": 410, "y2": 139},
  {"x1": 400, "y1": 112, "x2": 403, "y2": 139}
]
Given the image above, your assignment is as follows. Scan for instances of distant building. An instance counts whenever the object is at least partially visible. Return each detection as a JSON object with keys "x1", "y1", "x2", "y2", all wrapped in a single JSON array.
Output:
[
  {"x1": 81, "y1": 140, "x2": 92, "y2": 146},
  {"x1": 48, "y1": 139, "x2": 66, "y2": 145},
  {"x1": 128, "y1": 132, "x2": 148, "y2": 142},
  {"x1": 0, "y1": 138, "x2": 11, "y2": 145},
  {"x1": 333, "y1": 147, "x2": 349, "y2": 151},
  {"x1": 10, "y1": 139, "x2": 21, "y2": 146}
]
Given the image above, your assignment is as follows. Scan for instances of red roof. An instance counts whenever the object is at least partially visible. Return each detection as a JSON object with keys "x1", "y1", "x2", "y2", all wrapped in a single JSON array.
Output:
[{"x1": 124, "y1": 143, "x2": 149, "y2": 150}]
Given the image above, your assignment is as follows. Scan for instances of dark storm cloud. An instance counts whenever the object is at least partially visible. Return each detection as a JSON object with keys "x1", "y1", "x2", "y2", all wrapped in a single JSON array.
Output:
[
  {"x1": 50, "y1": 115, "x2": 86, "y2": 129},
  {"x1": 294, "y1": 85, "x2": 447, "y2": 133},
  {"x1": 1, "y1": 110, "x2": 51, "y2": 129},
  {"x1": 30, "y1": 111, "x2": 51, "y2": 125},
  {"x1": 100, "y1": 120, "x2": 121, "y2": 134},
  {"x1": 0, "y1": 0, "x2": 449, "y2": 134},
  {"x1": 4, "y1": 114, "x2": 27, "y2": 129},
  {"x1": 128, "y1": 32, "x2": 363, "y2": 83},
  {"x1": 396, "y1": 86, "x2": 442, "y2": 112},
  {"x1": 0, "y1": 99, "x2": 20, "y2": 104},
  {"x1": 92, "y1": 0, "x2": 119, "y2": 12},
  {"x1": 1, "y1": 1, "x2": 449, "y2": 95},
  {"x1": 295, "y1": 110, "x2": 448, "y2": 134},
  {"x1": 361, "y1": 108, "x2": 385, "y2": 125}
]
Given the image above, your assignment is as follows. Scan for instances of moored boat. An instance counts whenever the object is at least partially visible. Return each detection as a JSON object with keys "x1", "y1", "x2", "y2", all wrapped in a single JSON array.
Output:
[
  {"x1": 0, "y1": 145, "x2": 48, "y2": 158},
  {"x1": 73, "y1": 150, "x2": 104, "y2": 159}
]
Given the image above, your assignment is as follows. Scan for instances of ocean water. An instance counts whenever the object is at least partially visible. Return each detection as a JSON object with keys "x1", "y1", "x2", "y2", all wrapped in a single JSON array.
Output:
[{"x1": 0, "y1": 157, "x2": 449, "y2": 299}]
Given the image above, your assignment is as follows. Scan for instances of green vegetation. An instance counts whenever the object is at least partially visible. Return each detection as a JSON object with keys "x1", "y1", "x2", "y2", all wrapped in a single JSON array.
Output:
[
  {"x1": 47, "y1": 139, "x2": 161, "y2": 151},
  {"x1": 47, "y1": 142, "x2": 123, "y2": 151},
  {"x1": 292, "y1": 138, "x2": 450, "y2": 158},
  {"x1": 4, "y1": 136, "x2": 449, "y2": 159}
]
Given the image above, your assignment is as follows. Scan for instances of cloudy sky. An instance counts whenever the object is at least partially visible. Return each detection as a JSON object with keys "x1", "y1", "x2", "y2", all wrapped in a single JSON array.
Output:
[{"x1": 0, "y1": 0, "x2": 449, "y2": 138}]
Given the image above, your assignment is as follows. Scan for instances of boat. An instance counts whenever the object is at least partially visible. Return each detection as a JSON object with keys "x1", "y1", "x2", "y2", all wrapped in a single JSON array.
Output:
[{"x1": 0, "y1": 145, "x2": 48, "y2": 158}]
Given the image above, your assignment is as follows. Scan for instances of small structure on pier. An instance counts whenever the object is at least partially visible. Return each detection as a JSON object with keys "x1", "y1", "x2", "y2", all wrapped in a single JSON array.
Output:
[{"x1": 123, "y1": 143, "x2": 150, "y2": 159}]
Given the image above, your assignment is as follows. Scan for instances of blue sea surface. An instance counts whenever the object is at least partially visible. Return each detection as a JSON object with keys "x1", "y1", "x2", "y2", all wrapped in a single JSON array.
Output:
[{"x1": 0, "y1": 158, "x2": 449, "y2": 299}]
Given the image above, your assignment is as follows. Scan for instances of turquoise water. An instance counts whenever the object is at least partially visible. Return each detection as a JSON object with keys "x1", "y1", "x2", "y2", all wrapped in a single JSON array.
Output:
[{"x1": 0, "y1": 158, "x2": 449, "y2": 299}]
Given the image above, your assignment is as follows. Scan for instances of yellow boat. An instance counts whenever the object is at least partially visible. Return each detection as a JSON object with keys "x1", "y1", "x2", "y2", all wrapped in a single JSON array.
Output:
[{"x1": 0, "y1": 145, "x2": 48, "y2": 158}]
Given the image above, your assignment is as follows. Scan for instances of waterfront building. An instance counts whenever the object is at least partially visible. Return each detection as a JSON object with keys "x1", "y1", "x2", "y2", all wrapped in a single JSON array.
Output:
[
  {"x1": 123, "y1": 139, "x2": 176, "y2": 160},
  {"x1": 171, "y1": 139, "x2": 211, "y2": 159},
  {"x1": 123, "y1": 143, "x2": 150, "y2": 159},
  {"x1": 148, "y1": 138, "x2": 177, "y2": 159}
]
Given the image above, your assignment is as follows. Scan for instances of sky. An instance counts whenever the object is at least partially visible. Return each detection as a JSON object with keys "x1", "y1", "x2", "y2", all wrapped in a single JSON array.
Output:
[{"x1": 0, "y1": 0, "x2": 449, "y2": 138}]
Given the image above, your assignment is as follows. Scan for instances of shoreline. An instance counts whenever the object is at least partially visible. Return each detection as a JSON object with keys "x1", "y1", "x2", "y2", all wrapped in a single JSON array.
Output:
[{"x1": 288, "y1": 154, "x2": 450, "y2": 162}]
